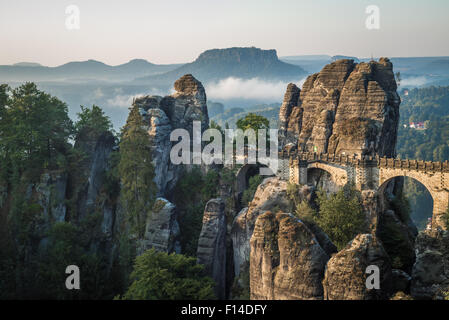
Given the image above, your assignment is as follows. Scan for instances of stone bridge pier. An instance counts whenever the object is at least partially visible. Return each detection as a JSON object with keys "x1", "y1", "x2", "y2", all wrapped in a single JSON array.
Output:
[{"x1": 278, "y1": 152, "x2": 449, "y2": 230}]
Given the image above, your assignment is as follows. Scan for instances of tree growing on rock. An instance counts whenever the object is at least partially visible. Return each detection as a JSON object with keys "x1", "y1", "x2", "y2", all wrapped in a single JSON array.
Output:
[
  {"x1": 75, "y1": 104, "x2": 112, "y2": 136},
  {"x1": 119, "y1": 105, "x2": 157, "y2": 237},
  {"x1": 315, "y1": 184, "x2": 366, "y2": 250}
]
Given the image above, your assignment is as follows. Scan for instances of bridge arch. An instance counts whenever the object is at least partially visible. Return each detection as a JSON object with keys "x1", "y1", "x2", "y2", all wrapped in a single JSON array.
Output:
[
  {"x1": 235, "y1": 163, "x2": 274, "y2": 204},
  {"x1": 306, "y1": 162, "x2": 348, "y2": 190},
  {"x1": 378, "y1": 168, "x2": 449, "y2": 229}
]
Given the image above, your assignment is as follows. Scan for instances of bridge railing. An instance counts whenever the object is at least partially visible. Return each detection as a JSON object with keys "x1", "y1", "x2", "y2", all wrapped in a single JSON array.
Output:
[{"x1": 279, "y1": 150, "x2": 449, "y2": 172}]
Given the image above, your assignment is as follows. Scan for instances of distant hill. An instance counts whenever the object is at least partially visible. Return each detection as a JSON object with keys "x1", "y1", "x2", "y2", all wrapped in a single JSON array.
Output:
[
  {"x1": 0, "y1": 59, "x2": 181, "y2": 82},
  {"x1": 13, "y1": 62, "x2": 42, "y2": 67},
  {"x1": 210, "y1": 102, "x2": 281, "y2": 129},
  {"x1": 135, "y1": 47, "x2": 307, "y2": 86},
  {"x1": 281, "y1": 54, "x2": 360, "y2": 73},
  {"x1": 360, "y1": 56, "x2": 449, "y2": 87}
]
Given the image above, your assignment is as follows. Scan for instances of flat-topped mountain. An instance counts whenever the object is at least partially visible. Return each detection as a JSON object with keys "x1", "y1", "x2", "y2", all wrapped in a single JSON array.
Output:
[{"x1": 135, "y1": 47, "x2": 307, "y2": 85}]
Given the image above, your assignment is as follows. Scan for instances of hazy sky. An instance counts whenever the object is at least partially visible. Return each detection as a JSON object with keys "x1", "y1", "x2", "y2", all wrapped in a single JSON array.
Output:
[{"x1": 1, "y1": 0, "x2": 448, "y2": 66}]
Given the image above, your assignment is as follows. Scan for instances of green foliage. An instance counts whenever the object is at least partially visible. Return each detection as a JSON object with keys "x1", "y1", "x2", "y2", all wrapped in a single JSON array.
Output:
[
  {"x1": 397, "y1": 86, "x2": 449, "y2": 162},
  {"x1": 209, "y1": 103, "x2": 280, "y2": 129},
  {"x1": 391, "y1": 191, "x2": 411, "y2": 223},
  {"x1": 75, "y1": 104, "x2": 112, "y2": 136},
  {"x1": 236, "y1": 112, "x2": 269, "y2": 131},
  {"x1": 119, "y1": 105, "x2": 157, "y2": 237},
  {"x1": 0, "y1": 82, "x2": 74, "y2": 181},
  {"x1": 0, "y1": 84, "x2": 126, "y2": 300},
  {"x1": 120, "y1": 248, "x2": 215, "y2": 300},
  {"x1": 403, "y1": 178, "x2": 433, "y2": 230},
  {"x1": 173, "y1": 167, "x2": 220, "y2": 256},
  {"x1": 315, "y1": 184, "x2": 366, "y2": 250},
  {"x1": 241, "y1": 174, "x2": 263, "y2": 206},
  {"x1": 295, "y1": 200, "x2": 316, "y2": 223}
]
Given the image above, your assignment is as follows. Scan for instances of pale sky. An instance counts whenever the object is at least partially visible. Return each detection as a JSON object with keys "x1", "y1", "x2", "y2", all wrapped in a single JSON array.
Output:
[{"x1": 0, "y1": 0, "x2": 448, "y2": 66}]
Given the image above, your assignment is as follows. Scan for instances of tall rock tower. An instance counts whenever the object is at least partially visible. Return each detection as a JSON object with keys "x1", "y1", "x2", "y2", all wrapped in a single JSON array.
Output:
[{"x1": 278, "y1": 58, "x2": 400, "y2": 157}]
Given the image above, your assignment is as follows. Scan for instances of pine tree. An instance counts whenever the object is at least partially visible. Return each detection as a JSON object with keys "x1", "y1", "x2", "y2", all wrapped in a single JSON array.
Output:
[
  {"x1": 119, "y1": 105, "x2": 156, "y2": 237},
  {"x1": 1, "y1": 82, "x2": 73, "y2": 179}
]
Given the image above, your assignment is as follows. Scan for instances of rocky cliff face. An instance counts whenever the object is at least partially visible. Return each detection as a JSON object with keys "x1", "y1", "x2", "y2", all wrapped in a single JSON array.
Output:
[
  {"x1": 70, "y1": 129, "x2": 116, "y2": 223},
  {"x1": 231, "y1": 177, "x2": 290, "y2": 277},
  {"x1": 137, "y1": 198, "x2": 180, "y2": 255},
  {"x1": 411, "y1": 230, "x2": 449, "y2": 299},
  {"x1": 133, "y1": 74, "x2": 209, "y2": 197},
  {"x1": 279, "y1": 58, "x2": 400, "y2": 157},
  {"x1": 197, "y1": 198, "x2": 227, "y2": 299},
  {"x1": 323, "y1": 234, "x2": 393, "y2": 300},
  {"x1": 250, "y1": 211, "x2": 330, "y2": 300}
]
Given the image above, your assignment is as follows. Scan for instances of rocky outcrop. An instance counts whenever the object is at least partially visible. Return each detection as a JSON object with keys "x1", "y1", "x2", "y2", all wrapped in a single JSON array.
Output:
[
  {"x1": 137, "y1": 198, "x2": 180, "y2": 255},
  {"x1": 250, "y1": 211, "x2": 329, "y2": 300},
  {"x1": 376, "y1": 209, "x2": 416, "y2": 272},
  {"x1": 279, "y1": 58, "x2": 400, "y2": 157},
  {"x1": 411, "y1": 230, "x2": 449, "y2": 299},
  {"x1": 323, "y1": 234, "x2": 393, "y2": 300},
  {"x1": 133, "y1": 74, "x2": 209, "y2": 197},
  {"x1": 278, "y1": 83, "x2": 301, "y2": 148},
  {"x1": 231, "y1": 177, "x2": 290, "y2": 277},
  {"x1": 71, "y1": 129, "x2": 116, "y2": 224},
  {"x1": 36, "y1": 171, "x2": 68, "y2": 224},
  {"x1": 197, "y1": 198, "x2": 227, "y2": 299},
  {"x1": 392, "y1": 269, "x2": 411, "y2": 294}
]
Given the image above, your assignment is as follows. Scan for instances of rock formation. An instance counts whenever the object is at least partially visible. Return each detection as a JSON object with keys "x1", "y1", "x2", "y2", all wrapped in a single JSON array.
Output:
[
  {"x1": 250, "y1": 211, "x2": 330, "y2": 300},
  {"x1": 197, "y1": 198, "x2": 227, "y2": 299},
  {"x1": 35, "y1": 172, "x2": 68, "y2": 224},
  {"x1": 323, "y1": 234, "x2": 392, "y2": 300},
  {"x1": 137, "y1": 198, "x2": 180, "y2": 255},
  {"x1": 133, "y1": 74, "x2": 209, "y2": 197},
  {"x1": 278, "y1": 58, "x2": 400, "y2": 157},
  {"x1": 70, "y1": 129, "x2": 116, "y2": 223},
  {"x1": 411, "y1": 229, "x2": 449, "y2": 299},
  {"x1": 231, "y1": 177, "x2": 290, "y2": 277}
]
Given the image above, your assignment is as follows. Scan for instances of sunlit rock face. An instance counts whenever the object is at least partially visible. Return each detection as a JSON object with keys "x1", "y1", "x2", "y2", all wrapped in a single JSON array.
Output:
[
  {"x1": 250, "y1": 211, "x2": 330, "y2": 300},
  {"x1": 323, "y1": 234, "x2": 393, "y2": 300},
  {"x1": 279, "y1": 58, "x2": 400, "y2": 158}
]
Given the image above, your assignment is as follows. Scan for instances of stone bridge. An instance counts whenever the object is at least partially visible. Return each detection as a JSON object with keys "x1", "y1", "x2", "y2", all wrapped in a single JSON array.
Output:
[{"x1": 275, "y1": 151, "x2": 449, "y2": 229}]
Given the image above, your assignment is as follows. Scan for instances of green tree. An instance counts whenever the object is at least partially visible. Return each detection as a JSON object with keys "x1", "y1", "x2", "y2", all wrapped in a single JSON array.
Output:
[
  {"x1": 315, "y1": 184, "x2": 366, "y2": 250},
  {"x1": 295, "y1": 200, "x2": 316, "y2": 223},
  {"x1": 241, "y1": 174, "x2": 263, "y2": 206},
  {"x1": 121, "y1": 248, "x2": 215, "y2": 300},
  {"x1": 119, "y1": 105, "x2": 156, "y2": 236},
  {"x1": 75, "y1": 104, "x2": 112, "y2": 135},
  {"x1": 173, "y1": 167, "x2": 220, "y2": 256},
  {"x1": 0, "y1": 82, "x2": 73, "y2": 179},
  {"x1": 236, "y1": 113, "x2": 269, "y2": 132}
]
